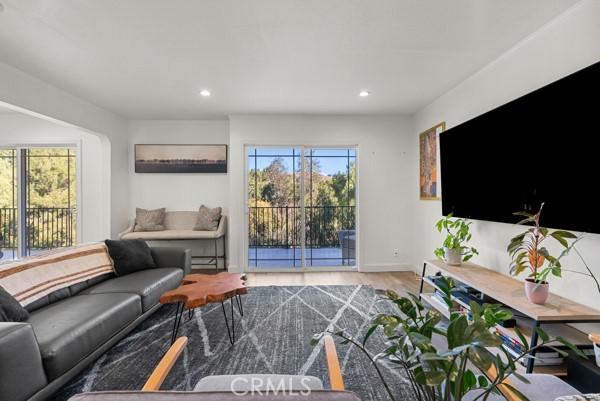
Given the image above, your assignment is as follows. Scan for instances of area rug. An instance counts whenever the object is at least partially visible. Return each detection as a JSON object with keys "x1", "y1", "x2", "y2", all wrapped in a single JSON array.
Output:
[{"x1": 52, "y1": 285, "x2": 414, "y2": 401}]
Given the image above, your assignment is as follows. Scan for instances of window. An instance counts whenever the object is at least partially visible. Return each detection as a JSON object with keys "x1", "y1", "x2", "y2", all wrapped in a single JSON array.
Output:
[
  {"x1": 0, "y1": 147, "x2": 78, "y2": 260},
  {"x1": 247, "y1": 146, "x2": 356, "y2": 269}
]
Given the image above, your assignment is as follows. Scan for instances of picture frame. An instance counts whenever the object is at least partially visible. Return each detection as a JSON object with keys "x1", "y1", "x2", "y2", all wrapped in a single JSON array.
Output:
[
  {"x1": 419, "y1": 122, "x2": 445, "y2": 200},
  {"x1": 135, "y1": 144, "x2": 228, "y2": 173}
]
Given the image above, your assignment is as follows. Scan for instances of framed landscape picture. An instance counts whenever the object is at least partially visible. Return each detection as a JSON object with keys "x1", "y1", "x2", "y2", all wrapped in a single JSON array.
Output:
[
  {"x1": 419, "y1": 122, "x2": 445, "y2": 200},
  {"x1": 135, "y1": 144, "x2": 227, "y2": 173}
]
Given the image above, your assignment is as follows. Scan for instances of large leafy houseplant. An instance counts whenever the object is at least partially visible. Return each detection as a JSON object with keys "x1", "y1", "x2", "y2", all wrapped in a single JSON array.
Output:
[
  {"x1": 507, "y1": 203, "x2": 577, "y2": 304},
  {"x1": 313, "y1": 278, "x2": 584, "y2": 401},
  {"x1": 434, "y1": 214, "x2": 478, "y2": 265}
]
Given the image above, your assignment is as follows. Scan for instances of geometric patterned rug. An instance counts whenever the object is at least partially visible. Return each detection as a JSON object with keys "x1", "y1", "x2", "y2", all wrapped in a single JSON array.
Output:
[{"x1": 51, "y1": 285, "x2": 414, "y2": 401}]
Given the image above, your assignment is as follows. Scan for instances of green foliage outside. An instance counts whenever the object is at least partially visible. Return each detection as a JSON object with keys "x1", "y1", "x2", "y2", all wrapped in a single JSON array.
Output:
[
  {"x1": 0, "y1": 148, "x2": 77, "y2": 251},
  {"x1": 248, "y1": 157, "x2": 356, "y2": 247}
]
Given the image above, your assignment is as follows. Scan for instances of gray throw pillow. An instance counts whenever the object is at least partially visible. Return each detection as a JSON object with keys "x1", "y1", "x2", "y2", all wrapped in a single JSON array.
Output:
[
  {"x1": 0, "y1": 286, "x2": 30, "y2": 322},
  {"x1": 134, "y1": 208, "x2": 166, "y2": 232},
  {"x1": 194, "y1": 205, "x2": 222, "y2": 231}
]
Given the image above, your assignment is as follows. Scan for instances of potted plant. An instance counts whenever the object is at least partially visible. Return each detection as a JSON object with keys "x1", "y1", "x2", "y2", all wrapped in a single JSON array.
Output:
[
  {"x1": 507, "y1": 203, "x2": 576, "y2": 304},
  {"x1": 314, "y1": 279, "x2": 584, "y2": 401},
  {"x1": 434, "y1": 214, "x2": 478, "y2": 265}
]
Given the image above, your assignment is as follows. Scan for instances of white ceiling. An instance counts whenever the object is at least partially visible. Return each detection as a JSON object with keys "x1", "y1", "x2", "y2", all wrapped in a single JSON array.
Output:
[
  {"x1": 0, "y1": 0, "x2": 580, "y2": 119},
  {"x1": 0, "y1": 103, "x2": 18, "y2": 114}
]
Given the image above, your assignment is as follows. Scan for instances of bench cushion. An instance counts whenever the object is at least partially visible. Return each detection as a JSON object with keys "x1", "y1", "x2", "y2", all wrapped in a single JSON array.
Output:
[
  {"x1": 121, "y1": 229, "x2": 223, "y2": 240},
  {"x1": 81, "y1": 268, "x2": 183, "y2": 312},
  {"x1": 27, "y1": 293, "x2": 141, "y2": 380}
]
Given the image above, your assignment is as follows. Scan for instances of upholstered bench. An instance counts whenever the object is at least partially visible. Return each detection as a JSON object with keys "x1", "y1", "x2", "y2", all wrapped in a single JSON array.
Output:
[{"x1": 120, "y1": 211, "x2": 226, "y2": 270}]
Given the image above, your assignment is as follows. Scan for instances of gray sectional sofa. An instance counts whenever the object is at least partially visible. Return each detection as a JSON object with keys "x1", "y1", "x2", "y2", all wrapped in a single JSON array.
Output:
[{"x1": 0, "y1": 246, "x2": 190, "y2": 401}]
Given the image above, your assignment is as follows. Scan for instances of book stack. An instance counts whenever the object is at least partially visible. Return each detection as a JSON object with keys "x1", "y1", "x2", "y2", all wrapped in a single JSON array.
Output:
[
  {"x1": 494, "y1": 326, "x2": 565, "y2": 366},
  {"x1": 432, "y1": 289, "x2": 449, "y2": 308}
]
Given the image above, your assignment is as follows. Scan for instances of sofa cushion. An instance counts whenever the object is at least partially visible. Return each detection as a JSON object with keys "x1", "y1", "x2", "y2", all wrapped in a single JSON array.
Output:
[
  {"x1": 27, "y1": 293, "x2": 141, "y2": 380},
  {"x1": 25, "y1": 273, "x2": 114, "y2": 313},
  {"x1": 134, "y1": 208, "x2": 166, "y2": 232},
  {"x1": 0, "y1": 285, "x2": 29, "y2": 322},
  {"x1": 105, "y1": 239, "x2": 157, "y2": 276},
  {"x1": 81, "y1": 268, "x2": 183, "y2": 312}
]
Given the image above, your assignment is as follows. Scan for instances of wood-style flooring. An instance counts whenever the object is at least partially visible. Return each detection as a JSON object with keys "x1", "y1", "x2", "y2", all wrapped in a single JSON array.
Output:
[{"x1": 244, "y1": 271, "x2": 420, "y2": 295}]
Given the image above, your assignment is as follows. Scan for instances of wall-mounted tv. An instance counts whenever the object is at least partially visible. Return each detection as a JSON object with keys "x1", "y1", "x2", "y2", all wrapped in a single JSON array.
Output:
[{"x1": 440, "y1": 60, "x2": 600, "y2": 234}]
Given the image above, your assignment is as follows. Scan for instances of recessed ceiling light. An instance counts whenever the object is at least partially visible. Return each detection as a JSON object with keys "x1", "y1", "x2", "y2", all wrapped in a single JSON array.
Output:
[
  {"x1": 359, "y1": 90, "x2": 370, "y2": 97},
  {"x1": 200, "y1": 89, "x2": 211, "y2": 97}
]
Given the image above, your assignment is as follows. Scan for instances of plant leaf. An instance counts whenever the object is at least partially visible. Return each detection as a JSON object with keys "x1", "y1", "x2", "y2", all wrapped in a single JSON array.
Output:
[
  {"x1": 363, "y1": 325, "x2": 378, "y2": 346},
  {"x1": 535, "y1": 327, "x2": 549, "y2": 343},
  {"x1": 503, "y1": 383, "x2": 531, "y2": 401}
]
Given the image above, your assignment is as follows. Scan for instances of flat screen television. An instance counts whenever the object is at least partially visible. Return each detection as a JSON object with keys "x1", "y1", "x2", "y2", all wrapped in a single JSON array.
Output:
[{"x1": 440, "y1": 60, "x2": 600, "y2": 234}]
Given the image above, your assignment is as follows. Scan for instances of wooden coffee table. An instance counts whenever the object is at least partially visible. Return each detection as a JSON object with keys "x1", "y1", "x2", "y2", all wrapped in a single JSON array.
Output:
[{"x1": 160, "y1": 273, "x2": 247, "y2": 345}]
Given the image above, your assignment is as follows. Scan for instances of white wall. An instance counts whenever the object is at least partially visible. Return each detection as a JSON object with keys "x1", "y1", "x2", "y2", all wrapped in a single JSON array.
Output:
[
  {"x1": 412, "y1": 0, "x2": 600, "y2": 313},
  {"x1": 228, "y1": 115, "x2": 414, "y2": 273},
  {"x1": 0, "y1": 113, "x2": 108, "y2": 241},
  {"x1": 127, "y1": 120, "x2": 230, "y2": 214},
  {"x1": 0, "y1": 61, "x2": 127, "y2": 238}
]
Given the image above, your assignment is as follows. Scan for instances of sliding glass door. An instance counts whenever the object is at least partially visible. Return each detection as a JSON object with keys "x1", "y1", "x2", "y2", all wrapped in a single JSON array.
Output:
[
  {"x1": 247, "y1": 146, "x2": 356, "y2": 270},
  {"x1": 0, "y1": 149, "x2": 18, "y2": 260},
  {"x1": 0, "y1": 147, "x2": 77, "y2": 261}
]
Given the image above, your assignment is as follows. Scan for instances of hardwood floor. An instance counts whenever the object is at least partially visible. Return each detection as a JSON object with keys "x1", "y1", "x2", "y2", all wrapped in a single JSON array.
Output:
[{"x1": 244, "y1": 271, "x2": 421, "y2": 295}]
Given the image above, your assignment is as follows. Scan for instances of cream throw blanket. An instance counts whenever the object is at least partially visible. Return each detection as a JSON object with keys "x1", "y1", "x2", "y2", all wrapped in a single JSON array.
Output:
[{"x1": 0, "y1": 243, "x2": 115, "y2": 306}]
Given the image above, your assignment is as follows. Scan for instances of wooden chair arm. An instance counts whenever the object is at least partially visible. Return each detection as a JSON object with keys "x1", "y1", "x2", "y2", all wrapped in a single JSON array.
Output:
[
  {"x1": 484, "y1": 365, "x2": 521, "y2": 401},
  {"x1": 323, "y1": 335, "x2": 345, "y2": 391},
  {"x1": 142, "y1": 337, "x2": 188, "y2": 391},
  {"x1": 589, "y1": 333, "x2": 600, "y2": 344}
]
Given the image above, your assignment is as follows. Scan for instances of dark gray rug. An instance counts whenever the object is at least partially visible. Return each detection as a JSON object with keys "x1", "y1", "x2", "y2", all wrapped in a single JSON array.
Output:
[{"x1": 52, "y1": 285, "x2": 413, "y2": 401}]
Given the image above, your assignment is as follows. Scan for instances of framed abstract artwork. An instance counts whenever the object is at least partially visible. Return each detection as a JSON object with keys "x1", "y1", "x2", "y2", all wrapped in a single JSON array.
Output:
[
  {"x1": 419, "y1": 122, "x2": 445, "y2": 200},
  {"x1": 135, "y1": 144, "x2": 227, "y2": 173}
]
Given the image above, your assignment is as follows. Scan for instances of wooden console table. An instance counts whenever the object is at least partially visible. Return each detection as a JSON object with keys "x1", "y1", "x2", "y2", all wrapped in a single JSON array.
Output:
[{"x1": 419, "y1": 259, "x2": 600, "y2": 376}]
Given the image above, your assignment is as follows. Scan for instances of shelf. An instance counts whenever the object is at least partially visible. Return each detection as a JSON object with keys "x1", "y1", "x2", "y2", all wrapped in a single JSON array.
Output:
[
  {"x1": 422, "y1": 292, "x2": 569, "y2": 376},
  {"x1": 495, "y1": 315, "x2": 591, "y2": 347},
  {"x1": 487, "y1": 343, "x2": 568, "y2": 377},
  {"x1": 420, "y1": 293, "x2": 451, "y2": 319},
  {"x1": 424, "y1": 259, "x2": 600, "y2": 322},
  {"x1": 422, "y1": 276, "x2": 473, "y2": 311}
]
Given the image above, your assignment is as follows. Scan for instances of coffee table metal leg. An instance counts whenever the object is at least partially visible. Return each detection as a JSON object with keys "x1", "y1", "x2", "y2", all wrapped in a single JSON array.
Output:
[
  {"x1": 188, "y1": 308, "x2": 195, "y2": 320},
  {"x1": 171, "y1": 302, "x2": 185, "y2": 344},
  {"x1": 221, "y1": 298, "x2": 235, "y2": 345},
  {"x1": 235, "y1": 293, "x2": 244, "y2": 316}
]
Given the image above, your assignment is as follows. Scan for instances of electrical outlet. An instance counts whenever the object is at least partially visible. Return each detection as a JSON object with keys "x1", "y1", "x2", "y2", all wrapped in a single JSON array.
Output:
[{"x1": 393, "y1": 249, "x2": 399, "y2": 257}]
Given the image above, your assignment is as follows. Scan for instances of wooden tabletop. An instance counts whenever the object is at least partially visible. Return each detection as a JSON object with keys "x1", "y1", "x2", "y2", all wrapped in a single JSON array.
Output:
[
  {"x1": 160, "y1": 272, "x2": 248, "y2": 309},
  {"x1": 424, "y1": 259, "x2": 600, "y2": 322}
]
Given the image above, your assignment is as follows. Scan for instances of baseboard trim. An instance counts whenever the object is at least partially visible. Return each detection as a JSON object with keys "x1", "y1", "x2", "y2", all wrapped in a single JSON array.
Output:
[{"x1": 359, "y1": 263, "x2": 413, "y2": 272}]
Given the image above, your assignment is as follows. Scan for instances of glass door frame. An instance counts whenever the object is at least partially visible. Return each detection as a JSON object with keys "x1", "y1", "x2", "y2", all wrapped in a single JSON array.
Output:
[
  {"x1": 243, "y1": 144, "x2": 359, "y2": 272},
  {"x1": 0, "y1": 141, "x2": 82, "y2": 259}
]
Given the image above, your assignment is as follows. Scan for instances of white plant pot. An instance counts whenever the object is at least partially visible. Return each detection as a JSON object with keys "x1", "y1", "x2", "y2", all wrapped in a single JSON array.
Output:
[{"x1": 444, "y1": 247, "x2": 462, "y2": 266}]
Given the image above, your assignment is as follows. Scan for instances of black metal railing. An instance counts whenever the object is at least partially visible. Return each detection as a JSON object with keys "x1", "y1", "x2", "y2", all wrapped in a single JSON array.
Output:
[
  {"x1": 0, "y1": 207, "x2": 77, "y2": 255},
  {"x1": 249, "y1": 205, "x2": 355, "y2": 248}
]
